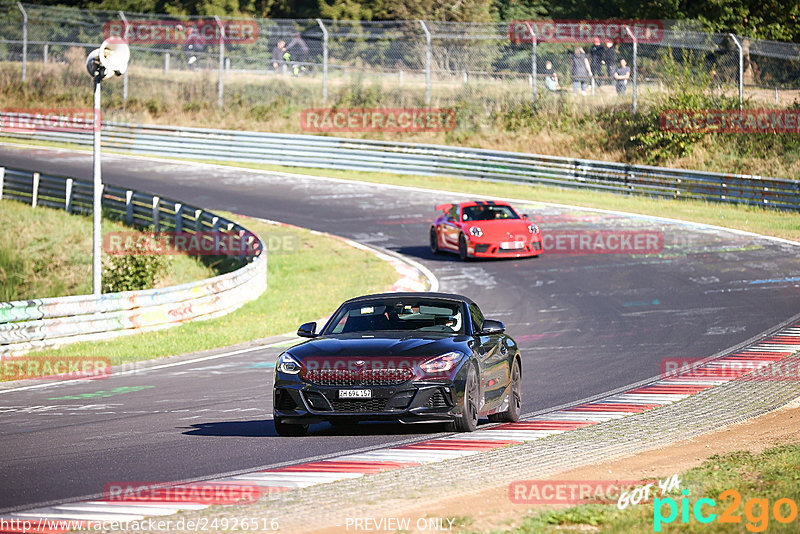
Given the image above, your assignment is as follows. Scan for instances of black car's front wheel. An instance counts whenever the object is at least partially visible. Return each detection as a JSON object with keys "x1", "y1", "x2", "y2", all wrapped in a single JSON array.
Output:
[
  {"x1": 450, "y1": 364, "x2": 479, "y2": 432},
  {"x1": 488, "y1": 359, "x2": 522, "y2": 423},
  {"x1": 274, "y1": 417, "x2": 308, "y2": 437}
]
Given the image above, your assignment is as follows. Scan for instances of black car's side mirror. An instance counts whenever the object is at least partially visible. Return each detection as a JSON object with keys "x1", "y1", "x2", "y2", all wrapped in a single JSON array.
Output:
[
  {"x1": 478, "y1": 319, "x2": 505, "y2": 335},
  {"x1": 297, "y1": 321, "x2": 317, "y2": 338}
]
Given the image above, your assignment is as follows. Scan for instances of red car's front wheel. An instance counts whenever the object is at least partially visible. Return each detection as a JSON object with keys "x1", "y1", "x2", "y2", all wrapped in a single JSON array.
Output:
[{"x1": 458, "y1": 234, "x2": 469, "y2": 261}]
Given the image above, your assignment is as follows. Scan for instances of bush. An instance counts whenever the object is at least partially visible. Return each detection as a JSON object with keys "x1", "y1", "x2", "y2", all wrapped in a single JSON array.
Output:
[{"x1": 102, "y1": 239, "x2": 166, "y2": 293}]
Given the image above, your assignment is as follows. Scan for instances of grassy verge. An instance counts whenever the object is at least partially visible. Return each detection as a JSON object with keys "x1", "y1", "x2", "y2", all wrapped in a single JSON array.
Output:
[
  {"x1": 22, "y1": 214, "x2": 397, "y2": 366},
  {"x1": 0, "y1": 199, "x2": 213, "y2": 301},
  {"x1": 502, "y1": 443, "x2": 800, "y2": 533}
]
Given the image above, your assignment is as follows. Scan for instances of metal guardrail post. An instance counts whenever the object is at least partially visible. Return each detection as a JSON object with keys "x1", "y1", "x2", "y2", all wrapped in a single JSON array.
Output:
[
  {"x1": 419, "y1": 20, "x2": 431, "y2": 106},
  {"x1": 152, "y1": 196, "x2": 160, "y2": 231},
  {"x1": 214, "y1": 15, "x2": 225, "y2": 109},
  {"x1": 65, "y1": 178, "x2": 73, "y2": 213},
  {"x1": 17, "y1": 2, "x2": 27, "y2": 83},
  {"x1": 624, "y1": 25, "x2": 638, "y2": 114},
  {"x1": 174, "y1": 202, "x2": 183, "y2": 232},
  {"x1": 125, "y1": 189, "x2": 133, "y2": 224},
  {"x1": 194, "y1": 209, "x2": 203, "y2": 232},
  {"x1": 316, "y1": 19, "x2": 328, "y2": 105},
  {"x1": 31, "y1": 172, "x2": 39, "y2": 207},
  {"x1": 119, "y1": 11, "x2": 130, "y2": 102},
  {"x1": 730, "y1": 34, "x2": 744, "y2": 111}
]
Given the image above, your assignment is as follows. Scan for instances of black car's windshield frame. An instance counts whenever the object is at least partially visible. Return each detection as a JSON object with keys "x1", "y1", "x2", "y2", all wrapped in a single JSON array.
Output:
[{"x1": 322, "y1": 299, "x2": 467, "y2": 336}]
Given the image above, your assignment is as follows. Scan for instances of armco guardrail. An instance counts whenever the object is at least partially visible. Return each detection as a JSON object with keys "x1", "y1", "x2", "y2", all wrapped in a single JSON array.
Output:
[
  {"x1": 0, "y1": 166, "x2": 267, "y2": 355},
  {"x1": 1, "y1": 117, "x2": 797, "y2": 210}
]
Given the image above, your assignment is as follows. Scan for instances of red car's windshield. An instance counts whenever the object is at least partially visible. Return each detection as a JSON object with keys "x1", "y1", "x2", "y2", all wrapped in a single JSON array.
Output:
[{"x1": 462, "y1": 205, "x2": 519, "y2": 221}]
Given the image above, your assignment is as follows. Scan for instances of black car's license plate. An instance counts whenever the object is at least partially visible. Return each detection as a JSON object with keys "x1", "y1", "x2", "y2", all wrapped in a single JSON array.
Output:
[{"x1": 339, "y1": 389, "x2": 372, "y2": 399}]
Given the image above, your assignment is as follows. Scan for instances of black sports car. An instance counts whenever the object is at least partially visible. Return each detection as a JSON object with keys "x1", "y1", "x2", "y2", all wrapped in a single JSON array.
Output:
[{"x1": 272, "y1": 292, "x2": 522, "y2": 436}]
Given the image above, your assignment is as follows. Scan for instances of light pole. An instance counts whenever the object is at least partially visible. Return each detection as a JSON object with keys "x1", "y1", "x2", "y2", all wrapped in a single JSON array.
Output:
[{"x1": 85, "y1": 38, "x2": 130, "y2": 296}]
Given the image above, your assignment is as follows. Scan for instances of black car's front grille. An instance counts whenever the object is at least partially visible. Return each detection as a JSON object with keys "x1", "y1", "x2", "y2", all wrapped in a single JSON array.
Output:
[
  {"x1": 426, "y1": 389, "x2": 450, "y2": 408},
  {"x1": 304, "y1": 368, "x2": 414, "y2": 386},
  {"x1": 328, "y1": 398, "x2": 389, "y2": 412}
]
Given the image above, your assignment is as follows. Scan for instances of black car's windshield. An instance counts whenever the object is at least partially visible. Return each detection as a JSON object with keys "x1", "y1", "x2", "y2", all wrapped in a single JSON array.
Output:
[
  {"x1": 462, "y1": 204, "x2": 519, "y2": 221},
  {"x1": 323, "y1": 298, "x2": 465, "y2": 335}
]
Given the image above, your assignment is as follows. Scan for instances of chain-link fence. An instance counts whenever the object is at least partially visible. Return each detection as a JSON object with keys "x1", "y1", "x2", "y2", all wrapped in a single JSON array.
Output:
[{"x1": 1, "y1": 1, "x2": 799, "y2": 118}]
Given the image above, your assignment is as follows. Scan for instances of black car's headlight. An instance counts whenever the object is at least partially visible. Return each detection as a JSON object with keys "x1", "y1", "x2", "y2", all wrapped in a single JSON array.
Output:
[
  {"x1": 469, "y1": 226, "x2": 483, "y2": 238},
  {"x1": 528, "y1": 223, "x2": 540, "y2": 234},
  {"x1": 276, "y1": 353, "x2": 302, "y2": 374},
  {"x1": 417, "y1": 351, "x2": 465, "y2": 378}
]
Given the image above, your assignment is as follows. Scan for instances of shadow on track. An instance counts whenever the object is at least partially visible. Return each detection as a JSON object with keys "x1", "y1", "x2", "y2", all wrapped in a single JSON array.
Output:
[{"x1": 182, "y1": 420, "x2": 448, "y2": 438}]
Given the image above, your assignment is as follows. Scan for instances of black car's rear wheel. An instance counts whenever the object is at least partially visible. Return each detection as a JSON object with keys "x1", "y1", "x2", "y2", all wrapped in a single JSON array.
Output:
[
  {"x1": 274, "y1": 417, "x2": 308, "y2": 437},
  {"x1": 430, "y1": 227, "x2": 440, "y2": 254},
  {"x1": 458, "y1": 234, "x2": 469, "y2": 261},
  {"x1": 450, "y1": 364, "x2": 479, "y2": 432},
  {"x1": 489, "y1": 359, "x2": 522, "y2": 423}
]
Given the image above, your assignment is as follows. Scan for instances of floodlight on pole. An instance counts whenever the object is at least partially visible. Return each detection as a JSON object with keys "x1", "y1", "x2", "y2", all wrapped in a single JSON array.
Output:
[{"x1": 86, "y1": 37, "x2": 130, "y2": 296}]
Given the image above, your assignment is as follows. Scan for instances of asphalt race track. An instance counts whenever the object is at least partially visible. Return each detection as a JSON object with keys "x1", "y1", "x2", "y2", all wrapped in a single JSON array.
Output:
[{"x1": 1, "y1": 145, "x2": 799, "y2": 512}]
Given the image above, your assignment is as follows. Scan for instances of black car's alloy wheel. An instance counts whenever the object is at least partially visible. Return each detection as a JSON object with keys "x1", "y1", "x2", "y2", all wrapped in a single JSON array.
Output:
[
  {"x1": 274, "y1": 417, "x2": 308, "y2": 437},
  {"x1": 430, "y1": 227, "x2": 440, "y2": 254},
  {"x1": 458, "y1": 234, "x2": 469, "y2": 261},
  {"x1": 451, "y1": 364, "x2": 479, "y2": 432},
  {"x1": 489, "y1": 359, "x2": 522, "y2": 423}
]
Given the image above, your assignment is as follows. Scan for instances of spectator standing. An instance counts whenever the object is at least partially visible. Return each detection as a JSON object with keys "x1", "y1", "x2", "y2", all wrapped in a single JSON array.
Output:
[
  {"x1": 271, "y1": 40, "x2": 288, "y2": 73},
  {"x1": 589, "y1": 37, "x2": 604, "y2": 86},
  {"x1": 614, "y1": 58, "x2": 631, "y2": 94},
  {"x1": 604, "y1": 40, "x2": 617, "y2": 84},
  {"x1": 286, "y1": 33, "x2": 309, "y2": 76},
  {"x1": 543, "y1": 60, "x2": 560, "y2": 92},
  {"x1": 570, "y1": 47, "x2": 591, "y2": 95}
]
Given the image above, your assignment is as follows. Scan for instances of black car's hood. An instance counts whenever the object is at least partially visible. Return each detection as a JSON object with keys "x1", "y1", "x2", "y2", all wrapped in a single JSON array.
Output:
[{"x1": 288, "y1": 332, "x2": 472, "y2": 362}]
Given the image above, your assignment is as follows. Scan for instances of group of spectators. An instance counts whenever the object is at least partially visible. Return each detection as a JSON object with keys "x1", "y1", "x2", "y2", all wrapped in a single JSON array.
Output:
[
  {"x1": 271, "y1": 34, "x2": 309, "y2": 76},
  {"x1": 542, "y1": 37, "x2": 631, "y2": 96}
]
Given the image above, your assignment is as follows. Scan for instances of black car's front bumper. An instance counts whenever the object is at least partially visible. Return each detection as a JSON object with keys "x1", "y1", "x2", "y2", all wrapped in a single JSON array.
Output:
[{"x1": 273, "y1": 378, "x2": 458, "y2": 424}]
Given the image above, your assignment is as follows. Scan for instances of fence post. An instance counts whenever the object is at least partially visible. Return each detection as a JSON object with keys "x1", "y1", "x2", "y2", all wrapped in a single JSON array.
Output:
[
  {"x1": 43, "y1": 43, "x2": 48, "y2": 64},
  {"x1": 152, "y1": 195, "x2": 160, "y2": 231},
  {"x1": 164, "y1": 52, "x2": 170, "y2": 73},
  {"x1": 0, "y1": 167, "x2": 4, "y2": 200},
  {"x1": 419, "y1": 20, "x2": 431, "y2": 106},
  {"x1": 624, "y1": 25, "x2": 638, "y2": 114},
  {"x1": 17, "y1": 2, "x2": 27, "y2": 83},
  {"x1": 214, "y1": 15, "x2": 225, "y2": 109},
  {"x1": 524, "y1": 22, "x2": 537, "y2": 104},
  {"x1": 31, "y1": 172, "x2": 39, "y2": 207},
  {"x1": 730, "y1": 34, "x2": 744, "y2": 111},
  {"x1": 125, "y1": 190, "x2": 134, "y2": 224},
  {"x1": 119, "y1": 11, "x2": 130, "y2": 102},
  {"x1": 316, "y1": 19, "x2": 329, "y2": 105},
  {"x1": 65, "y1": 178, "x2": 73, "y2": 213}
]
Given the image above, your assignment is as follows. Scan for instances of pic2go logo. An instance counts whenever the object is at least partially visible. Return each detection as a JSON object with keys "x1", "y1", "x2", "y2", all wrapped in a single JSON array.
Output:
[{"x1": 654, "y1": 489, "x2": 799, "y2": 532}]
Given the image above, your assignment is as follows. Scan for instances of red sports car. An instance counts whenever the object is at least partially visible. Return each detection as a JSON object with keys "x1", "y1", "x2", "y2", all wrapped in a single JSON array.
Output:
[{"x1": 429, "y1": 200, "x2": 543, "y2": 260}]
